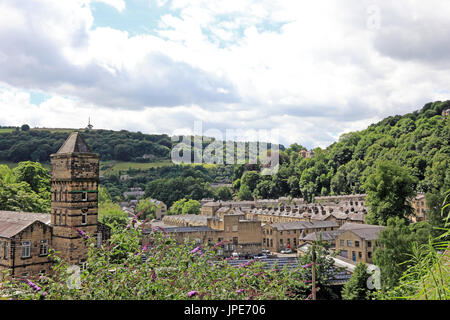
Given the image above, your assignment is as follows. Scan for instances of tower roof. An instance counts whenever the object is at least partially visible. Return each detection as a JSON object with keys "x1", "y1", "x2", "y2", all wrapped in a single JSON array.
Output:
[{"x1": 57, "y1": 132, "x2": 93, "y2": 154}]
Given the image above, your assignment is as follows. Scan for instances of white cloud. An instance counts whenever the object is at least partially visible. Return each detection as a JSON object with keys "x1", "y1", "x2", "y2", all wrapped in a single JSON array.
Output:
[
  {"x1": 93, "y1": 0, "x2": 126, "y2": 12},
  {"x1": 0, "y1": 0, "x2": 449, "y2": 148}
]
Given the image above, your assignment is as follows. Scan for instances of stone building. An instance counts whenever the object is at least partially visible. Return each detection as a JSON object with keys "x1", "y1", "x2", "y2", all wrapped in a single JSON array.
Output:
[
  {"x1": 0, "y1": 132, "x2": 110, "y2": 277},
  {"x1": 334, "y1": 223, "x2": 384, "y2": 264},
  {"x1": 155, "y1": 213, "x2": 262, "y2": 257},
  {"x1": 262, "y1": 220, "x2": 339, "y2": 252},
  {"x1": 298, "y1": 149, "x2": 315, "y2": 159},
  {"x1": 410, "y1": 193, "x2": 428, "y2": 222},
  {"x1": 442, "y1": 108, "x2": 450, "y2": 118}
]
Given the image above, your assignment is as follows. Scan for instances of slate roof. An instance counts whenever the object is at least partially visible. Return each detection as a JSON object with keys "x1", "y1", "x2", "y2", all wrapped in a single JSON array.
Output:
[
  {"x1": 0, "y1": 211, "x2": 51, "y2": 238},
  {"x1": 164, "y1": 226, "x2": 218, "y2": 233},
  {"x1": 57, "y1": 132, "x2": 93, "y2": 154},
  {"x1": 301, "y1": 230, "x2": 343, "y2": 241},
  {"x1": 338, "y1": 222, "x2": 385, "y2": 240},
  {"x1": 269, "y1": 220, "x2": 338, "y2": 231}
]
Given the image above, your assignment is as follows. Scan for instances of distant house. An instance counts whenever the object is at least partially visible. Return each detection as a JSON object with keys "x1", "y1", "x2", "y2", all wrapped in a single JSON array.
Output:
[
  {"x1": 334, "y1": 223, "x2": 385, "y2": 264},
  {"x1": 263, "y1": 220, "x2": 339, "y2": 252},
  {"x1": 442, "y1": 108, "x2": 450, "y2": 118},
  {"x1": 410, "y1": 193, "x2": 428, "y2": 222},
  {"x1": 120, "y1": 174, "x2": 131, "y2": 181},
  {"x1": 298, "y1": 149, "x2": 315, "y2": 159},
  {"x1": 123, "y1": 188, "x2": 145, "y2": 200}
]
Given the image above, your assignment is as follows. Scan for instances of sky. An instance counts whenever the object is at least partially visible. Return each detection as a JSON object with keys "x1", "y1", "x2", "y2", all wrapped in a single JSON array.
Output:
[{"x1": 0, "y1": 0, "x2": 449, "y2": 148}]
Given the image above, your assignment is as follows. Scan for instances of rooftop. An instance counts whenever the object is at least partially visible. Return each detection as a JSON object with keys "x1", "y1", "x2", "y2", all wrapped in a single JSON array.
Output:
[
  {"x1": 0, "y1": 211, "x2": 51, "y2": 238},
  {"x1": 268, "y1": 220, "x2": 339, "y2": 231},
  {"x1": 56, "y1": 132, "x2": 93, "y2": 154}
]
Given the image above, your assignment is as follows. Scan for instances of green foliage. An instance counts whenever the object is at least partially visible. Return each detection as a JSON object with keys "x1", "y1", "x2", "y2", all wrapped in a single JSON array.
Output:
[
  {"x1": 12, "y1": 161, "x2": 51, "y2": 194},
  {"x1": 296, "y1": 241, "x2": 342, "y2": 300},
  {"x1": 364, "y1": 160, "x2": 417, "y2": 225},
  {"x1": 0, "y1": 224, "x2": 337, "y2": 300},
  {"x1": 136, "y1": 198, "x2": 158, "y2": 220},
  {"x1": 341, "y1": 263, "x2": 372, "y2": 300},
  {"x1": 376, "y1": 190, "x2": 450, "y2": 300},
  {"x1": 98, "y1": 202, "x2": 128, "y2": 228},
  {"x1": 98, "y1": 186, "x2": 128, "y2": 228},
  {"x1": 0, "y1": 162, "x2": 50, "y2": 213},
  {"x1": 170, "y1": 198, "x2": 187, "y2": 215},
  {"x1": 215, "y1": 186, "x2": 233, "y2": 201},
  {"x1": 230, "y1": 100, "x2": 449, "y2": 206},
  {"x1": 182, "y1": 199, "x2": 201, "y2": 215},
  {"x1": 169, "y1": 198, "x2": 201, "y2": 215},
  {"x1": 237, "y1": 184, "x2": 253, "y2": 201},
  {"x1": 373, "y1": 217, "x2": 433, "y2": 290}
]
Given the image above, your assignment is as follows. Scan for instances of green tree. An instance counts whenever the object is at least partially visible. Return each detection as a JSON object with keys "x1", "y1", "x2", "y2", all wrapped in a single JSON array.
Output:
[
  {"x1": 237, "y1": 184, "x2": 253, "y2": 201},
  {"x1": 12, "y1": 161, "x2": 51, "y2": 194},
  {"x1": 136, "y1": 198, "x2": 158, "y2": 220},
  {"x1": 21, "y1": 124, "x2": 30, "y2": 131},
  {"x1": 364, "y1": 161, "x2": 417, "y2": 225},
  {"x1": 0, "y1": 180, "x2": 50, "y2": 213},
  {"x1": 373, "y1": 217, "x2": 433, "y2": 290},
  {"x1": 341, "y1": 263, "x2": 372, "y2": 300},
  {"x1": 240, "y1": 171, "x2": 260, "y2": 192},
  {"x1": 215, "y1": 186, "x2": 233, "y2": 201},
  {"x1": 182, "y1": 199, "x2": 201, "y2": 215},
  {"x1": 98, "y1": 201, "x2": 128, "y2": 228},
  {"x1": 170, "y1": 198, "x2": 187, "y2": 215}
]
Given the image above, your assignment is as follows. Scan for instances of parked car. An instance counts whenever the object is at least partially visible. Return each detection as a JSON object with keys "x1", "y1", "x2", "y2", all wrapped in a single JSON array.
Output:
[
  {"x1": 253, "y1": 253, "x2": 268, "y2": 260},
  {"x1": 280, "y1": 248, "x2": 292, "y2": 254},
  {"x1": 261, "y1": 249, "x2": 271, "y2": 254},
  {"x1": 231, "y1": 252, "x2": 240, "y2": 259}
]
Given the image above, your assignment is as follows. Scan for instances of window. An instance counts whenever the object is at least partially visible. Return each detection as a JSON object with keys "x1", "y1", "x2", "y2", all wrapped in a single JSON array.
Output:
[
  {"x1": 368, "y1": 252, "x2": 372, "y2": 259},
  {"x1": 232, "y1": 237, "x2": 238, "y2": 245},
  {"x1": 280, "y1": 231, "x2": 283, "y2": 235},
  {"x1": 367, "y1": 241, "x2": 372, "y2": 248},
  {"x1": 347, "y1": 240, "x2": 353, "y2": 247},
  {"x1": 358, "y1": 252, "x2": 362, "y2": 259},
  {"x1": 232, "y1": 225, "x2": 238, "y2": 232},
  {"x1": 195, "y1": 238, "x2": 201, "y2": 245},
  {"x1": 39, "y1": 240, "x2": 48, "y2": 256},
  {"x1": 355, "y1": 241, "x2": 360, "y2": 247},
  {"x1": 82, "y1": 212, "x2": 87, "y2": 225},
  {"x1": 340, "y1": 240, "x2": 345, "y2": 246},
  {"x1": 82, "y1": 192, "x2": 88, "y2": 202},
  {"x1": 270, "y1": 239, "x2": 273, "y2": 247},
  {"x1": 22, "y1": 241, "x2": 31, "y2": 258},
  {"x1": 279, "y1": 239, "x2": 283, "y2": 245},
  {"x1": 294, "y1": 230, "x2": 296, "y2": 234},
  {"x1": 293, "y1": 238, "x2": 297, "y2": 247},
  {"x1": 287, "y1": 231, "x2": 290, "y2": 235}
]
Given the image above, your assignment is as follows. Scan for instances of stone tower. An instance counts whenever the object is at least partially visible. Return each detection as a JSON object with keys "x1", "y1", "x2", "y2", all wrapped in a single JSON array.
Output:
[{"x1": 50, "y1": 132, "x2": 99, "y2": 265}]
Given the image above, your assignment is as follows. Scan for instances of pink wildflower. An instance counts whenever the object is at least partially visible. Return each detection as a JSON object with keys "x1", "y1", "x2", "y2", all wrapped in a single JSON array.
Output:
[
  {"x1": 26, "y1": 280, "x2": 41, "y2": 292},
  {"x1": 191, "y1": 246, "x2": 201, "y2": 254},
  {"x1": 76, "y1": 228, "x2": 88, "y2": 240},
  {"x1": 187, "y1": 290, "x2": 198, "y2": 298}
]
